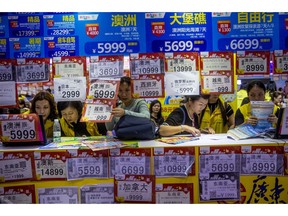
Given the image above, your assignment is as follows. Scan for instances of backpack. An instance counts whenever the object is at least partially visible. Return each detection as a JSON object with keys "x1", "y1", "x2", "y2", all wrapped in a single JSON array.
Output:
[{"x1": 113, "y1": 115, "x2": 157, "y2": 140}]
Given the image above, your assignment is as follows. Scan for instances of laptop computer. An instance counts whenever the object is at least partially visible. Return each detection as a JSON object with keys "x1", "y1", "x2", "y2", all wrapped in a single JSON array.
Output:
[
  {"x1": 0, "y1": 113, "x2": 51, "y2": 146},
  {"x1": 273, "y1": 107, "x2": 288, "y2": 139}
]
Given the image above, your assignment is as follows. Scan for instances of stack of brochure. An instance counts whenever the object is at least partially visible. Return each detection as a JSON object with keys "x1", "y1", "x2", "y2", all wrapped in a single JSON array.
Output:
[{"x1": 227, "y1": 124, "x2": 262, "y2": 140}]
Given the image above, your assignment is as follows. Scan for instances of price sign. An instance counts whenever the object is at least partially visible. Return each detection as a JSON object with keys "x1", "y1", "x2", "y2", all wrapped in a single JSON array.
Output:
[
  {"x1": 0, "y1": 151, "x2": 35, "y2": 182},
  {"x1": 16, "y1": 63, "x2": 49, "y2": 83},
  {"x1": 132, "y1": 75, "x2": 164, "y2": 98},
  {"x1": 156, "y1": 183, "x2": 193, "y2": 204},
  {"x1": 90, "y1": 61, "x2": 123, "y2": 78},
  {"x1": 201, "y1": 57, "x2": 232, "y2": 72},
  {"x1": 274, "y1": 50, "x2": 288, "y2": 74},
  {"x1": 199, "y1": 173, "x2": 240, "y2": 201},
  {"x1": 34, "y1": 152, "x2": 67, "y2": 180},
  {"x1": 0, "y1": 185, "x2": 36, "y2": 204},
  {"x1": 67, "y1": 157, "x2": 108, "y2": 180},
  {"x1": 81, "y1": 102, "x2": 113, "y2": 122},
  {"x1": 0, "y1": 60, "x2": 15, "y2": 82},
  {"x1": 201, "y1": 72, "x2": 233, "y2": 94},
  {"x1": 154, "y1": 155, "x2": 194, "y2": 177},
  {"x1": 0, "y1": 81, "x2": 17, "y2": 106},
  {"x1": 88, "y1": 79, "x2": 119, "y2": 100},
  {"x1": 236, "y1": 51, "x2": 270, "y2": 75},
  {"x1": 53, "y1": 56, "x2": 86, "y2": 78},
  {"x1": 53, "y1": 77, "x2": 86, "y2": 102},
  {"x1": 241, "y1": 154, "x2": 284, "y2": 175},
  {"x1": 110, "y1": 156, "x2": 148, "y2": 176},
  {"x1": 166, "y1": 58, "x2": 197, "y2": 72},
  {"x1": 38, "y1": 187, "x2": 79, "y2": 204},
  {"x1": 80, "y1": 184, "x2": 114, "y2": 204},
  {"x1": 0, "y1": 116, "x2": 38, "y2": 142},
  {"x1": 199, "y1": 154, "x2": 241, "y2": 178},
  {"x1": 132, "y1": 59, "x2": 162, "y2": 75},
  {"x1": 165, "y1": 71, "x2": 200, "y2": 96},
  {"x1": 114, "y1": 175, "x2": 155, "y2": 203}
]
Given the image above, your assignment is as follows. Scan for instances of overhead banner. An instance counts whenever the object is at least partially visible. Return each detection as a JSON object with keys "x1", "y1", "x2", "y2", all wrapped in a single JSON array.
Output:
[
  {"x1": 76, "y1": 12, "x2": 146, "y2": 56},
  {"x1": 212, "y1": 12, "x2": 279, "y2": 51},
  {"x1": 145, "y1": 12, "x2": 213, "y2": 53}
]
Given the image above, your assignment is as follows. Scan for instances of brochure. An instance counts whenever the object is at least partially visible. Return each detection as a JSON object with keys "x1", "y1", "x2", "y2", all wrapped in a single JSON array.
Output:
[
  {"x1": 158, "y1": 136, "x2": 199, "y2": 145},
  {"x1": 250, "y1": 101, "x2": 274, "y2": 133},
  {"x1": 227, "y1": 124, "x2": 262, "y2": 140}
]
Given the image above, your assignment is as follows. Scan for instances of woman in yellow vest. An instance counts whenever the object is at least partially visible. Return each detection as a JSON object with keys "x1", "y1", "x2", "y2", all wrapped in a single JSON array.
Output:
[
  {"x1": 30, "y1": 91, "x2": 58, "y2": 138},
  {"x1": 57, "y1": 101, "x2": 101, "y2": 137},
  {"x1": 200, "y1": 94, "x2": 235, "y2": 134},
  {"x1": 235, "y1": 80, "x2": 279, "y2": 127}
]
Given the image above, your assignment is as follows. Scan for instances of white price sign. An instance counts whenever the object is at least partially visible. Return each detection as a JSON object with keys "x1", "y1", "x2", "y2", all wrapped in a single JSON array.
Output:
[
  {"x1": 116, "y1": 178, "x2": 153, "y2": 202},
  {"x1": 202, "y1": 75, "x2": 232, "y2": 93},
  {"x1": 275, "y1": 56, "x2": 288, "y2": 72},
  {"x1": 199, "y1": 154, "x2": 240, "y2": 178},
  {"x1": 133, "y1": 59, "x2": 162, "y2": 75},
  {"x1": 38, "y1": 187, "x2": 79, "y2": 204},
  {"x1": 166, "y1": 58, "x2": 197, "y2": 72},
  {"x1": 0, "y1": 81, "x2": 17, "y2": 106},
  {"x1": 200, "y1": 174, "x2": 240, "y2": 201},
  {"x1": 90, "y1": 61, "x2": 123, "y2": 78},
  {"x1": 67, "y1": 157, "x2": 108, "y2": 180},
  {"x1": 110, "y1": 156, "x2": 150, "y2": 176},
  {"x1": 154, "y1": 155, "x2": 194, "y2": 177},
  {"x1": 156, "y1": 185, "x2": 192, "y2": 204},
  {"x1": 0, "y1": 192, "x2": 34, "y2": 204},
  {"x1": 54, "y1": 77, "x2": 86, "y2": 102},
  {"x1": 1, "y1": 119, "x2": 37, "y2": 141},
  {"x1": 0, "y1": 158, "x2": 33, "y2": 181},
  {"x1": 35, "y1": 159, "x2": 66, "y2": 180},
  {"x1": 82, "y1": 103, "x2": 112, "y2": 122},
  {"x1": 133, "y1": 79, "x2": 163, "y2": 98},
  {"x1": 16, "y1": 63, "x2": 49, "y2": 82},
  {"x1": 202, "y1": 58, "x2": 232, "y2": 71},
  {"x1": 55, "y1": 62, "x2": 84, "y2": 77},
  {"x1": 0, "y1": 65, "x2": 13, "y2": 81},
  {"x1": 238, "y1": 57, "x2": 267, "y2": 73},
  {"x1": 165, "y1": 71, "x2": 199, "y2": 96},
  {"x1": 80, "y1": 184, "x2": 114, "y2": 204},
  {"x1": 89, "y1": 81, "x2": 118, "y2": 100},
  {"x1": 241, "y1": 154, "x2": 283, "y2": 175}
]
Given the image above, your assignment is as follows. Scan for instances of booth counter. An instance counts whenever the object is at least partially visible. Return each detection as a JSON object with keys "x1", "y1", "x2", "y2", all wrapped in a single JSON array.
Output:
[{"x1": 0, "y1": 134, "x2": 287, "y2": 204}]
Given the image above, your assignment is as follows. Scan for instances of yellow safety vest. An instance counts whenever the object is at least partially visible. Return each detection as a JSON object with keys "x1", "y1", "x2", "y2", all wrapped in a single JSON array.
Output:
[{"x1": 44, "y1": 119, "x2": 54, "y2": 139}]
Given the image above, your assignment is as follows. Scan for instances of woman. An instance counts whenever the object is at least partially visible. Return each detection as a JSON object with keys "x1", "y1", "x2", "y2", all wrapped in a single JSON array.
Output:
[
  {"x1": 150, "y1": 99, "x2": 164, "y2": 127},
  {"x1": 159, "y1": 94, "x2": 210, "y2": 137},
  {"x1": 57, "y1": 101, "x2": 101, "y2": 137},
  {"x1": 235, "y1": 80, "x2": 279, "y2": 127},
  {"x1": 30, "y1": 91, "x2": 58, "y2": 138},
  {"x1": 105, "y1": 76, "x2": 150, "y2": 136},
  {"x1": 200, "y1": 94, "x2": 235, "y2": 134},
  {"x1": 271, "y1": 91, "x2": 283, "y2": 107}
]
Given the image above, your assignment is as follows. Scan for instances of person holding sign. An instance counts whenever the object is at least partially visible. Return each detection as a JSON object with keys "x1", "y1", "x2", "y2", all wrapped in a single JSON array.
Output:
[
  {"x1": 200, "y1": 94, "x2": 235, "y2": 134},
  {"x1": 105, "y1": 76, "x2": 150, "y2": 136},
  {"x1": 57, "y1": 101, "x2": 101, "y2": 137},
  {"x1": 159, "y1": 94, "x2": 210, "y2": 137},
  {"x1": 235, "y1": 80, "x2": 279, "y2": 127},
  {"x1": 30, "y1": 91, "x2": 58, "y2": 138}
]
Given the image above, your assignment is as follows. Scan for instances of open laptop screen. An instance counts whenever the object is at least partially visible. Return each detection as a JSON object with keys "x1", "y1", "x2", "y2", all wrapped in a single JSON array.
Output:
[{"x1": 0, "y1": 113, "x2": 48, "y2": 146}]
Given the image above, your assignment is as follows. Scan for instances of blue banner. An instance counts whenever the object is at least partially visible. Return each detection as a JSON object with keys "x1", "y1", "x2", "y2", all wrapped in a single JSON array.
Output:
[
  {"x1": 76, "y1": 12, "x2": 146, "y2": 56},
  {"x1": 9, "y1": 37, "x2": 44, "y2": 58},
  {"x1": 145, "y1": 12, "x2": 213, "y2": 52},
  {"x1": 43, "y1": 13, "x2": 76, "y2": 36},
  {"x1": 0, "y1": 38, "x2": 9, "y2": 59},
  {"x1": 44, "y1": 36, "x2": 79, "y2": 57},
  {"x1": 279, "y1": 13, "x2": 288, "y2": 50},
  {"x1": 212, "y1": 12, "x2": 279, "y2": 51},
  {"x1": 0, "y1": 15, "x2": 9, "y2": 38},
  {"x1": 8, "y1": 14, "x2": 43, "y2": 37}
]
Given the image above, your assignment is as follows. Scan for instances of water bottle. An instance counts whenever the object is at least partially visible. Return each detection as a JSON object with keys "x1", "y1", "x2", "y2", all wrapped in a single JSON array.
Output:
[{"x1": 53, "y1": 119, "x2": 61, "y2": 143}]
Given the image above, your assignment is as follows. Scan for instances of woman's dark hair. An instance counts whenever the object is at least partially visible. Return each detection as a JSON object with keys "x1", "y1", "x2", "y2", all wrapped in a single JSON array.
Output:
[
  {"x1": 30, "y1": 91, "x2": 58, "y2": 120},
  {"x1": 270, "y1": 91, "x2": 283, "y2": 101},
  {"x1": 120, "y1": 76, "x2": 132, "y2": 86},
  {"x1": 247, "y1": 80, "x2": 266, "y2": 94},
  {"x1": 183, "y1": 94, "x2": 210, "y2": 103},
  {"x1": 149, "y1": 99, "x2": 163, "y2": 119},
  {"x1": 57, "y1": 101, "x2": 83, "y2": 119}
]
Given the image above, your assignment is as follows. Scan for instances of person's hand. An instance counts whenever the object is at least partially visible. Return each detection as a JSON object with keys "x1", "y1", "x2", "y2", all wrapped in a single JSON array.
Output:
[
  {"x1": 267, "y1": 114, "x2": 278, "y2": 124},
  {"x1": 182, "y1": 125, "x2": 201, "y2": 137},
  {"x1": 201, "y1": 127, "x2": 215, "y2": 134},
  {"x1": 246, "y1": 116, "x2": 258, "y2": 126},
  {"x1": 106, "y1": 131, "x2": 113, "y2": 137},
  {"x1": 111, "y1": 108, "x2": 125, "y2": 117}
]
